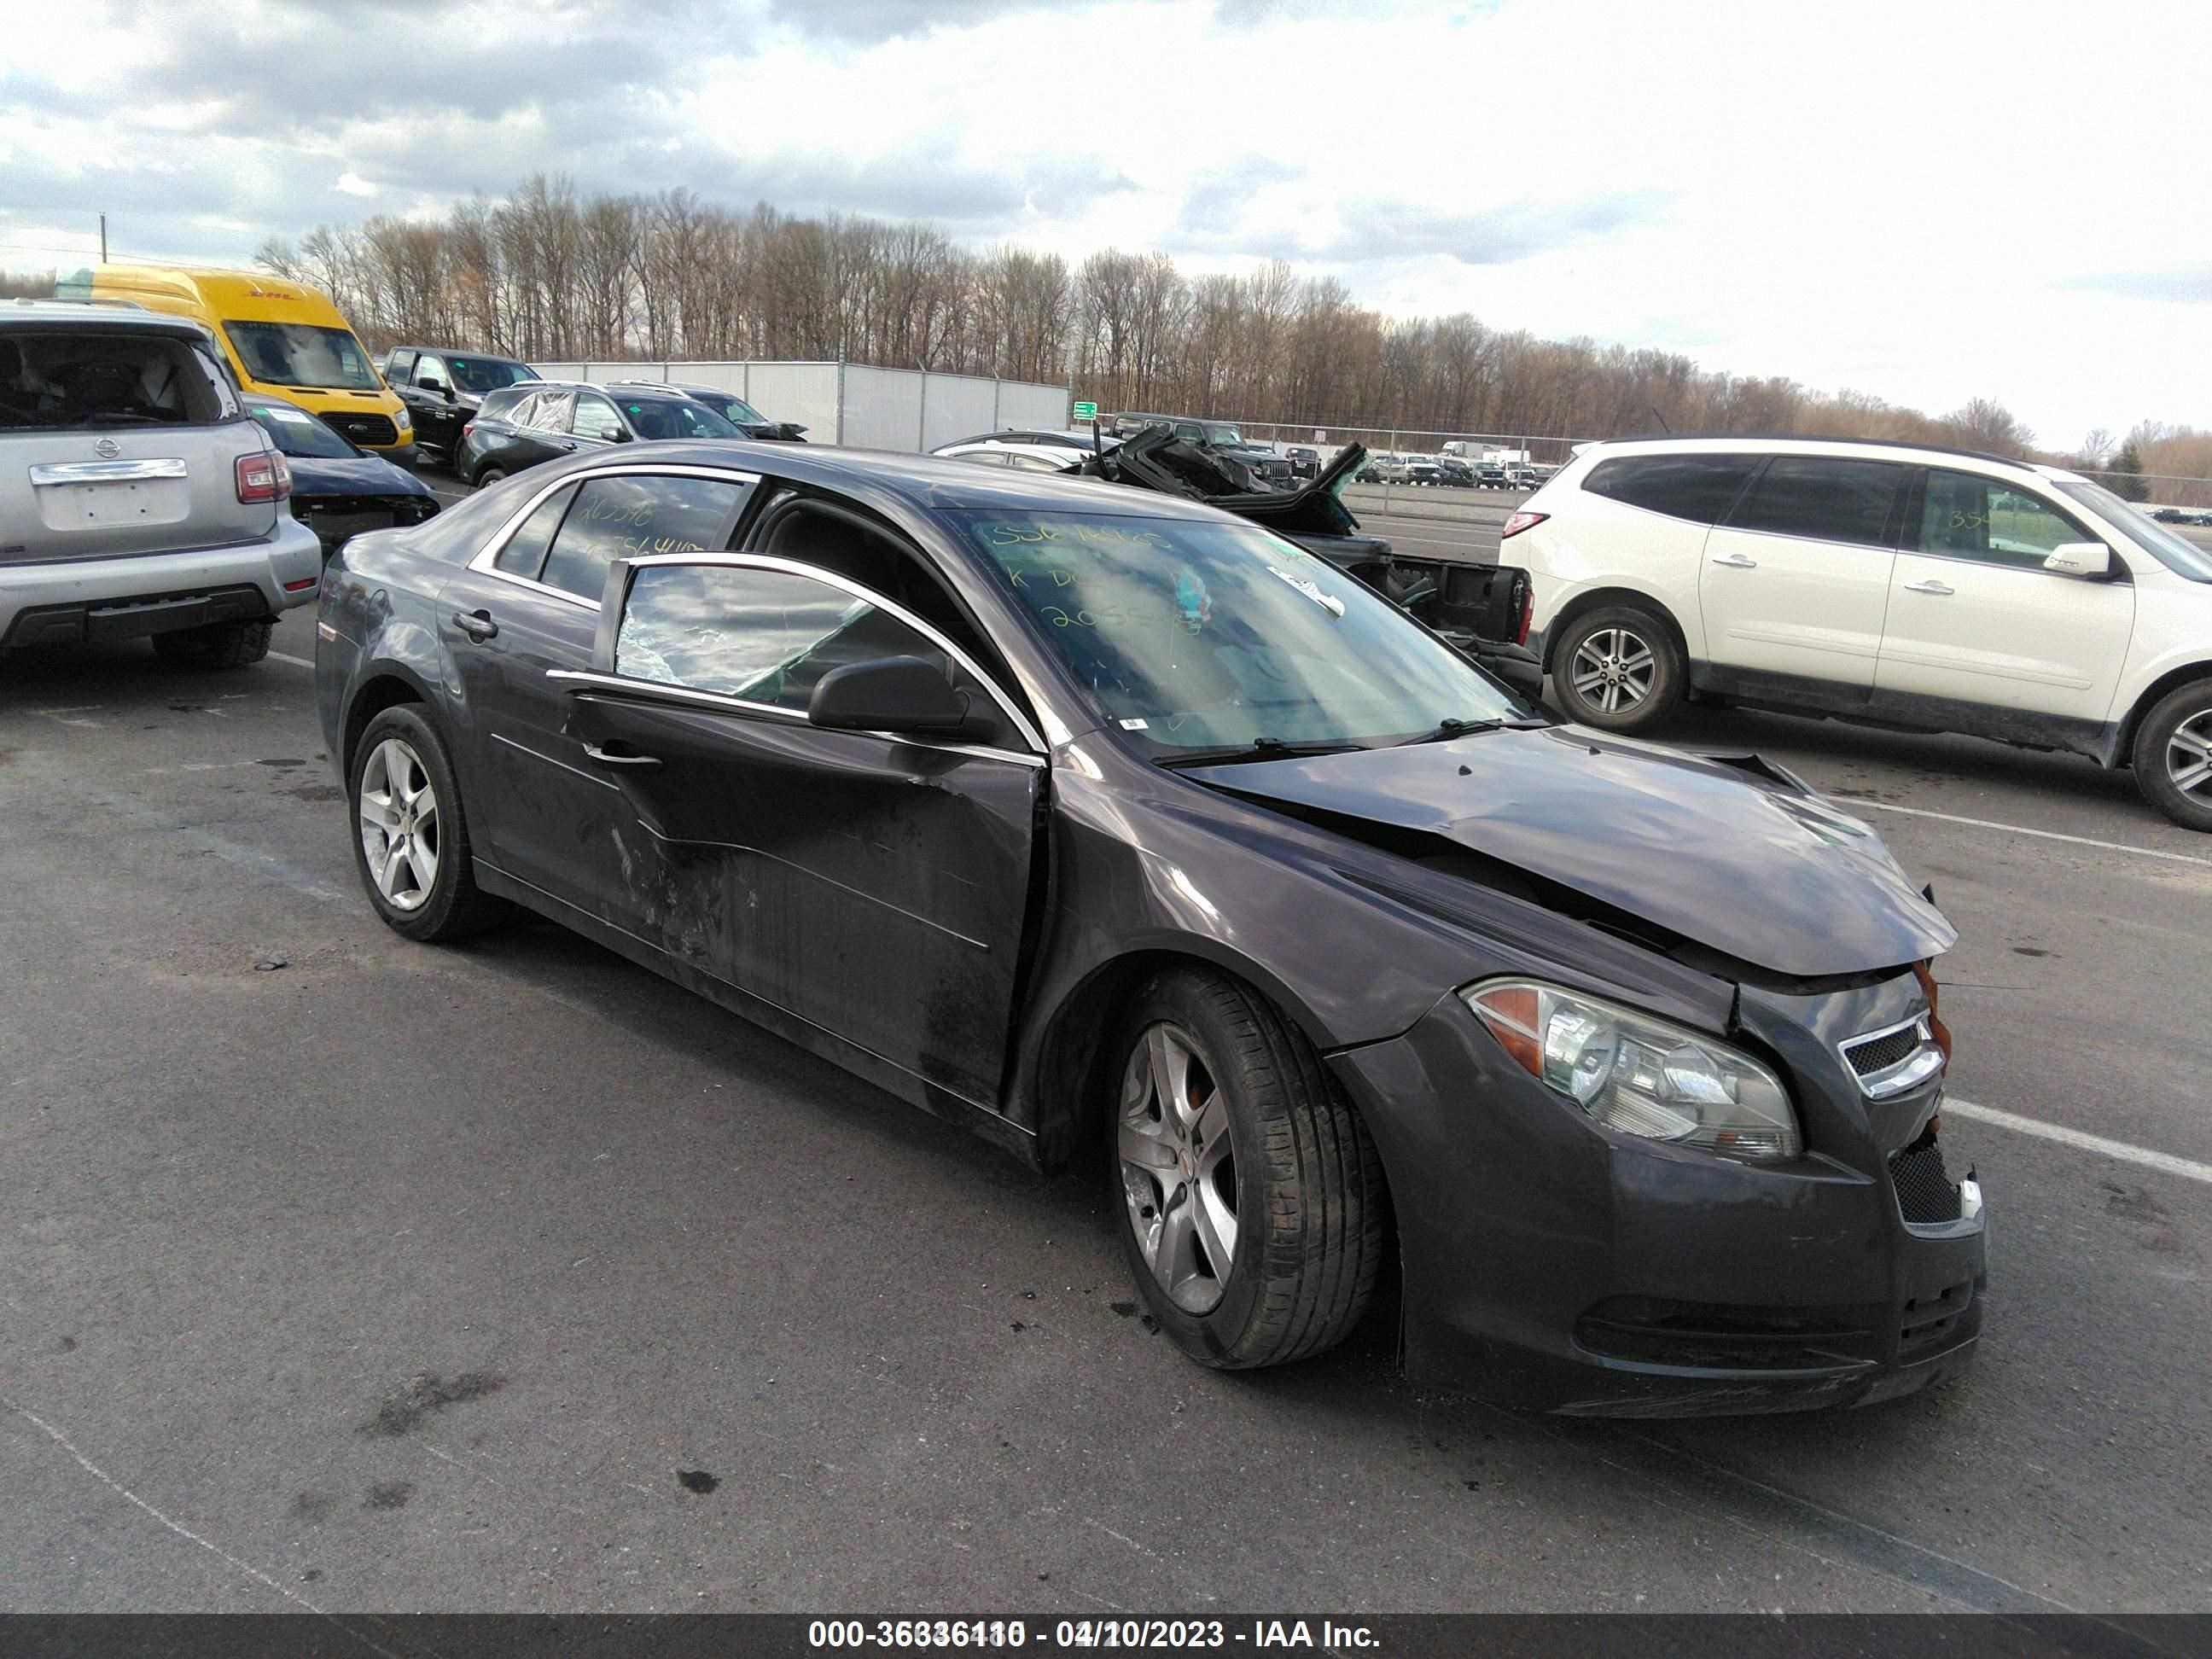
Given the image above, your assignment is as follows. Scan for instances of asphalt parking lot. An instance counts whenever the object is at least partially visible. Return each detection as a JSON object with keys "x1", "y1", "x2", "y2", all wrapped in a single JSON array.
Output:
[{"x1": 3, "y1": 475, "x2": 2209, "y2": 1616}]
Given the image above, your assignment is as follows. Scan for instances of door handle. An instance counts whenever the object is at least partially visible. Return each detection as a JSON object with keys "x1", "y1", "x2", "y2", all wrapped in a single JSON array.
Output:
[
  {"x1": 1710, "y1": 552, "x2": 1758, "y2": 568},
  {"x1": 582, "y1": 741, "x2": 661, "y2": 769},
  {"x1": 451, "y1": 608, "x2": 498, "y2": 641},
  {"x1": 1903, "y1": 579, "x2": 1955, "y2": 596}
]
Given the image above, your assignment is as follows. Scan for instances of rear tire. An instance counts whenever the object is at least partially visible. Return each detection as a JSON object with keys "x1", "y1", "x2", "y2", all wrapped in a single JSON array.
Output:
[
  {"x1": 1547, "y1": 604, "x2": 1685, "y2": 733},
  {"x1": 2132, "y1": 680, "x2": 2212, "y2": 832},
  {"x1": 473, "y1": 465, "x2": 505, "y2": 490},
  {"x1": 150, "y1": 619, "x2": 272, "y2": 669},
  {"x1": 349, "y1": 706, "x2": 510, "y2": 941},
  {"x1": 1107, "y1": 968, "x2": 1385, "y2": 1370}
]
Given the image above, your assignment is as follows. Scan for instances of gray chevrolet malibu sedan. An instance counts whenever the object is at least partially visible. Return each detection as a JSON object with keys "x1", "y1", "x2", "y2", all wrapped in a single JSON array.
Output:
[{"x1": 314, "y1": 439, "x2": 1986, "y2": 1415}]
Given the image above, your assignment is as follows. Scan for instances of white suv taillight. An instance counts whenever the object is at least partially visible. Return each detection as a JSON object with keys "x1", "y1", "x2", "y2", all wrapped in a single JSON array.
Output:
[
  {"x1": 236, "y1": 450, "x2": 292, "y2": 504},
  {"x1": 1501, "y1": 509, "x2": 1547, "y2": 539}
]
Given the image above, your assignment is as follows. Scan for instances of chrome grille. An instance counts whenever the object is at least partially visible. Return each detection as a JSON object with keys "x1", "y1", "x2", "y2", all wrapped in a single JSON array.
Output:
[
  {"x1": 1839, "y1": 1016, "x2": 1943, "y2": 1098},
  {"x1": 1844, "y1": 1024, "x2": 1920, "y2": 1076}
]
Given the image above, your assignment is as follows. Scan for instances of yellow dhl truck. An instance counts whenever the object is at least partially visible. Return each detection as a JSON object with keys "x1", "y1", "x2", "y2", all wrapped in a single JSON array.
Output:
[{"x1": 59, "y1": 265, "x2": 413, "y2": 463}]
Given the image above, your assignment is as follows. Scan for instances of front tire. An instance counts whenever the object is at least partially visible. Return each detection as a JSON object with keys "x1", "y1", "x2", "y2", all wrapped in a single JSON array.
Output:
[
  {"x1": 1547, "y1": 604, "x2": 1685, "y2": 732},
  {"x1": 150, "y1": 619, "x2": 272, "y2": 669},
  {"x1": 1108, "y1": 969, "x2": 1385, "y2": 1369},
  {"x1": 2133, "y1": 680, "x2": 2212, "y2": 831},
  {"x1": 349, "y1": 706, "x2": 509, "y2": 940}
]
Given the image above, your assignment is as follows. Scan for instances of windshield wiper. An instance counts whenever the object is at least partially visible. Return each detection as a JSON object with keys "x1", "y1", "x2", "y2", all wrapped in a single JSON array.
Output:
[
  {"x1": 1155, "y1": 736, "x2": 1367, "y2": 770},
  {"x1": 1392, "y1": 715, "x2": 1549, "y2": 747}
]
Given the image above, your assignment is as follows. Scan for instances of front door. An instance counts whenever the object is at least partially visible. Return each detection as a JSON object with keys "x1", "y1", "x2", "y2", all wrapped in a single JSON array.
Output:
[
  {"x1": 1874, "y1": 468, "x2": 2135, "y2": 727},
  {"x1": 442, "y1": 469, "x2": 754, "y2": 920},
  {"x1": 405, "y1": 352, "x2": 461, "y2": 457},
  {"x1": 560, "y1": 554, "x2": 1043, "y2": 1106},
  {"x1": 1699, "y1": 454, "x2": 1910, "y2": 696}
]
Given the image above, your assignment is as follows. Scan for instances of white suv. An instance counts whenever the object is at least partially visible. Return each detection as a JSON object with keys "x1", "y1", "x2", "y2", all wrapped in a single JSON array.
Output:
[{"x1": 1499, "y1": 436, "x2": 2212, "y2": 829}]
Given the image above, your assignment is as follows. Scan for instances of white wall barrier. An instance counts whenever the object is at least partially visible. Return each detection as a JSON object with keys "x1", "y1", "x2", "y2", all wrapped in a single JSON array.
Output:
[{"x1": 528, "y1": 360, "x2": 1068, "y2": 452}]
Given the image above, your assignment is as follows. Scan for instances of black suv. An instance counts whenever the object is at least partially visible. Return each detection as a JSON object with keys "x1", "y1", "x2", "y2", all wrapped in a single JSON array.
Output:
[
  {"x1": 380, "y1": 346, "x2": 538, "y2": 465},
  {"x1": 607, "y1": 381, "x2": 806, "y2": 441},
  {"x1": 453, "y1": 381, "x2": 742, "y2": 486}
]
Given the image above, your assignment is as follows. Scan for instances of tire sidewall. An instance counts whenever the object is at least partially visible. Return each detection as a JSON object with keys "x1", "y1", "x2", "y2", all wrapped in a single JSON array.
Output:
[
  {"x1": 1549, "y1": 605, "x2": 1685, "y2": 732},
  {"x1": 1106, "y1": 975, "x2": 1276, "y2": 1364},
  {"x1": 2133, "y1": 682, "x2": 2212, "y2": 831},
  {"x1": 351, "y1": 705, "x2": 471, "y2": 939}
]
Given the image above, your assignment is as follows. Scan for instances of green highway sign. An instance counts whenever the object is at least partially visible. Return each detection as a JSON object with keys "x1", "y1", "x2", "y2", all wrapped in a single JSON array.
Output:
[{"x1": 1073, "y1": 400, "x2": 1098, "y2": 422}]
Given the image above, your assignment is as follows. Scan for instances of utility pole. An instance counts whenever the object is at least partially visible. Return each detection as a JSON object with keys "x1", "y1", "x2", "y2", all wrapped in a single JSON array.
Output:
[{"x1": 99, "y1": 213, "x2": 108, "y2": 265}]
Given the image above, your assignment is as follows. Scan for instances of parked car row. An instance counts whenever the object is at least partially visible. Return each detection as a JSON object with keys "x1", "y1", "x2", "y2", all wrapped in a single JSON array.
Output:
[{"x1": 1353, "y1": 453, "x2": 1539, "y2": 488}]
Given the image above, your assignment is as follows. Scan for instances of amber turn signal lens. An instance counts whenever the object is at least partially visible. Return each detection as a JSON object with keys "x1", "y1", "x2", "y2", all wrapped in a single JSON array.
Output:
[{"x1": 1913, "y1": 961, "x2": 1953, "y2": 1064}]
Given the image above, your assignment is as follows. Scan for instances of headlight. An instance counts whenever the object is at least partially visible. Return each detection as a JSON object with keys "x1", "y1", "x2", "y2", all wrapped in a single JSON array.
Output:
[{"x1": 1464, "y1": 980, "x2": 1801, "y2": 1161}]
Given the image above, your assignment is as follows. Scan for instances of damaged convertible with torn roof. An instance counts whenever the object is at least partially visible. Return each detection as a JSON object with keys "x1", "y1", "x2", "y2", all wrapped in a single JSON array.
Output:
[{"x1": 314, "y1": 439, "x2": 1987, "y2": 1416}]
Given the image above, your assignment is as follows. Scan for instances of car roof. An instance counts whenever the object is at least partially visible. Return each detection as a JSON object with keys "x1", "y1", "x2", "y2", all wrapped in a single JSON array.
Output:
[
  {"x1": 390, "y1": 345, "x2": 529, "y2": 360},
  {"x1": 501, "y1": 438, "x2": 1245, "y2": 522},
  {"x1": 528, "y1": 379, "x2": 696, "y2": 400},
  {"x1": 1580, "y1": 432, "x2": 2083, "y2": 481},
  {"x1": 609, "y1": 380, "x2": 743, "y2": 395},
  {"x1": 2, "y1": 299, "x2": 212, "y2": 339}
]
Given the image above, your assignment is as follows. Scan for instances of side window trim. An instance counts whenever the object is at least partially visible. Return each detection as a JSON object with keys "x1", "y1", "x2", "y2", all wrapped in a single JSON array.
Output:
[
  {"x1": 591, "y1": 550, "x2": 1045, "y2": 756},
  {"x1": 464, "y1": 464, "x2": 765, "y2": 610}
]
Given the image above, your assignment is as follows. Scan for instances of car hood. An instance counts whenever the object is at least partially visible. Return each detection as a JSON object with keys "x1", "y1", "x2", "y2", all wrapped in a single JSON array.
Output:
[
  {"x1": 1182, "y1": 726, "x2": 1954, "y2": 979},
  {"x1": 286, "y1": 451, "x2": 434, "y2": 498}
]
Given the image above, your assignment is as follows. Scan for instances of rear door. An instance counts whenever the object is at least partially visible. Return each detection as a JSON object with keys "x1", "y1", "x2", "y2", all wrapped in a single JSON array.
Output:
[
  {"x1": 2, "y1": 324, "x2": 276, "y2": 570},
  {"x1": 558, "y1": 552, "x2": 1044, "y2": 1107},
  {"x1": 439, "y1": 467, "x2": 755, "y2": 918},
  {"x1": 1699, "y1": 454, "x2": 1909, "y2": 694},
  {"x1": 1874, "y1": 468, "x2": 2135, "y2": 725}
]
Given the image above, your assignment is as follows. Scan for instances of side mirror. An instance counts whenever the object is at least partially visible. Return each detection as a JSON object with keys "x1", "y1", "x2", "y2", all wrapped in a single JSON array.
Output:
[
  {"x1": 2045, "y1": 541, "x2": 2110, "y2": 578},
  {"x1": 608, "y1": 426, "x2": 633, "y2": 443},
  {"x1": 416, "y1": 375, "x2": 447, "y2": 397},
  {"x1": 807, "y1": 655, "x2": 969, "y2": 736}
]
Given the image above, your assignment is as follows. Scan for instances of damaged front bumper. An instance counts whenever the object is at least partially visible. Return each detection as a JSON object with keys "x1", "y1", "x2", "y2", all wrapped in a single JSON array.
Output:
[{"x1": 1327, "y1": 983, "x2": 1988, "y2": 1417}]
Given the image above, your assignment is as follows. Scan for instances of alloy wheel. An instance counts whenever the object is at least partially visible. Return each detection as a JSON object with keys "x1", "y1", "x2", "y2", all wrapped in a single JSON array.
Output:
[
  {"x1": 1118, "y1": 1023, "x2": 1238, "y2": 1314},
  {"x1": 2167, "y1": 711, "x2": 2212, "y2": 803},
  {"x1": 1570, "y1": 626, "x2": 1656, "y2": 714},
  {"x1": 358, "y1": 737, "x2": 441, "y2": 911}
]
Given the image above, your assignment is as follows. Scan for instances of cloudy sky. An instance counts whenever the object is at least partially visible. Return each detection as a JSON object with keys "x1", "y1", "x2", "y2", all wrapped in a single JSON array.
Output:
[{"x1": 4, "y1": 0, "x2": 2209, "y2": 445}]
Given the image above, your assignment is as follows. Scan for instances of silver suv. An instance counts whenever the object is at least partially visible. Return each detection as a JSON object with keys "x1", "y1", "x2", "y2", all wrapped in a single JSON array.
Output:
[{"x1": 2, "y1": 301, "x2": 322, "y2": 667}]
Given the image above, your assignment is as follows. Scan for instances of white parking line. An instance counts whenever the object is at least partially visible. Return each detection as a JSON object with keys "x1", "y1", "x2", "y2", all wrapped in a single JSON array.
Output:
[
  {"x1": 1842, "y1": 799, "x2": 2212, "y2": 868},
  {"x1": 269, "y1": 650, "x2": 315, "y2": 669},
  {"x1": 1944, "y1": 1097, "x2": 2212, "y2": 1185}
]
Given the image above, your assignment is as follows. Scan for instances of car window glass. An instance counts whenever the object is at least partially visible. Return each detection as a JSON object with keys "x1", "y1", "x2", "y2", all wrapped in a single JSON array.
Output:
[
  {"x1": 1728, "y1": 457, "x2": 1905, "y2": 548},
  {"x1": 958, "y1": 509, "x2": 1527, "y2": 753},
  {"x1": 492, "y1": 389, "x2": 536, "y2": 425},
  {"x1": 386, "y1": 350, "x2": 416, "y2": 381},
  {"x1": 415, "y1": 354, "x2": 449, "y2": 388},
  {"x1": 527, "y1": 390, "x2": 574, "y2": 433},
  {"x1": 1584, "y1": 453, "x2": 1759, "y2": 523},
  {"x1": 1918, "y1": 470, "x2": 2089, "y2": 569},
  {"x1": 539, "y1": 474, "x2": 750, "y2": 601},
  {"x1": 954, "y1": 451, "x2": 1010, "y2": 467},
  {"x1": 492, "y1": 483, "x2": 579, "y2": 579},
  {"x1": 621, "y1": 397, "x2": 740, "y2": 440},
  {"x1": 572, "y1": 393, "x2": 626, "y2": 443},
  {"x1": 614, "y1": 563, "x2": 1011, "y2": 744}
]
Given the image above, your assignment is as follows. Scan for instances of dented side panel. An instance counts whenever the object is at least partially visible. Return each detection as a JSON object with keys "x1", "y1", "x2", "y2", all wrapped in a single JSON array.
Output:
[{"x1": 565, "y1": 692, "x2": 1040, "y2": 1106}]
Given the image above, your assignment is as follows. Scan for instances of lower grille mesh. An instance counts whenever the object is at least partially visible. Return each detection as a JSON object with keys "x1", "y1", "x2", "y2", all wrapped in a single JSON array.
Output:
[{"x1": 1889, "y1": 1130, "x2": 1963, "y2": 1225}]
